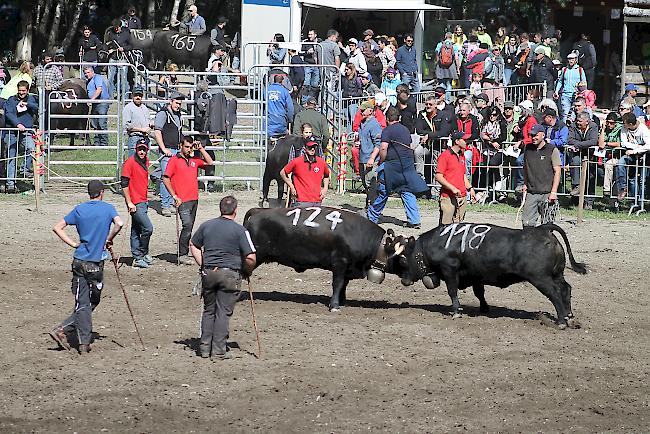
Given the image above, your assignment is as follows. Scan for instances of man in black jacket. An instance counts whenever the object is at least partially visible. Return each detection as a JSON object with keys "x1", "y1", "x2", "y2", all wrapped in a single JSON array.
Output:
[
  {"x1": 414, "y1": 96, "x2": 455, "y2": 183},
  {"x1": 396, "y1": 84, "x2": 417, "y2": 133},
  {"x1": 567, "y1": 111, "x2": 599, "y2": 205},
  {"x1": 532, "y1": 46, "x2": 556, "y2": 98}
]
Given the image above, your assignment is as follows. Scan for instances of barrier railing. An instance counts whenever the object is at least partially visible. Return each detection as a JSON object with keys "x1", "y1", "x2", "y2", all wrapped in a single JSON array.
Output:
[
  {"x1": 242, "y1": 41, "x2": 323, "y2": 72},
  {"x1": 341, "y1": 135, "x2": 649, "y2": 214},
  {"x1": 0, "y1": 127, "x2": 36, "y2": 190}
]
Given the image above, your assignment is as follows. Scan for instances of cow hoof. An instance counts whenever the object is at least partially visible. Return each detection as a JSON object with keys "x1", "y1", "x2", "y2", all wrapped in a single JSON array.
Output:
[
  {"x1": 557, "y1": 323, "x2": 567, "y2": 330},
  {"x1": 452, "y1": 312, "x2": 462, "y2": 319},
  {"x1": 329, "y1": 306, "x2": 341, "y2": 313}
]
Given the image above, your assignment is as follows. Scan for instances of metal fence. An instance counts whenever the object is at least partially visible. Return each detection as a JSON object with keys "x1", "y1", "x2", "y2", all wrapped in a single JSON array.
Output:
[
  {"x1": 343, "y1": 135, "x2": 649, "y2": 214},
  {"x1": 0, "y1": 127, "x2": 36, "y2": 190}
]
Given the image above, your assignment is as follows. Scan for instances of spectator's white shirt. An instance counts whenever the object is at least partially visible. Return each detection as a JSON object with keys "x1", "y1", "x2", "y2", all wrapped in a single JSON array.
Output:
[{"x1": 622, "y1": 121, "x2": 650, "y2": 154}]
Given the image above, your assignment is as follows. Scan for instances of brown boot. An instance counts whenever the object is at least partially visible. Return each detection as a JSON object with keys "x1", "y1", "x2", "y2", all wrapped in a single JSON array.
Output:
[
  {"x1": 49, "y1": 327, "x2": 71, "y2": 351},
  {"x1": 78, "y1": 344, "x2": 91, "y2": 354}
]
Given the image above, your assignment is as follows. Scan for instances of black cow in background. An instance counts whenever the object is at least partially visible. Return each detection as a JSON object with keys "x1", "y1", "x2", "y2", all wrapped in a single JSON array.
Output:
[
  {"x1": 151, "y1": 30, "x2": 212, "y2": 71},
  {"x1": 390, "y1": 223, "x2": 587, "y2": 328},
  {"x1": 48, "y1": 78, "x2": 90, "y2": 146},
  {"x1": 260, "y1": 134, "x2": 306, "y2": 207},
  {"x1": 244, "y1": 206, "x2": 405, "y2": 311}
]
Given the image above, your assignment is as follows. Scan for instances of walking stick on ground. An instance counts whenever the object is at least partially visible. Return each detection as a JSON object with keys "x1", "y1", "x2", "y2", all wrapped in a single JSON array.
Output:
[
  {"x1": 108, "y1": 245, "x2": 146, "y2": 351},
  {"x1": 246, "y1": 277, "x2": 262, "y2": 359},
  {"x1": 175, "y1": 206, "x2": 180, "y2": 265}
]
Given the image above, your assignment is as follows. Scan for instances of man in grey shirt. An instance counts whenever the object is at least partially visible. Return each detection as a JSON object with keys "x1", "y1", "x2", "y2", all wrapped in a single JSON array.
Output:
[
  {"x1": 190, "y1": 196, "x2": 257, "y2": 360},
  {"x1": 123, "y1": 85, "x2": 152, "y2": 157},
  {"x1": 320, "y1": 29, "x2": 341, "y2": 69}
]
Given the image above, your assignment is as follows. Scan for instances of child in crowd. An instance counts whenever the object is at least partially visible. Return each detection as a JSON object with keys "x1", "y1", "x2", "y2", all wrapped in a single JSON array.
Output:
[{"x1": 575, "y1": 81, "x2": 596, "y2": 109}]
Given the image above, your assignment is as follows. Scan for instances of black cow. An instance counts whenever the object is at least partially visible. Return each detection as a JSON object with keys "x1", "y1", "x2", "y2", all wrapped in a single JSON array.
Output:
[
  {"x1": 151, "y1": 30, "x2": 212, "y2": 71},
  {"x1": 48, "y1": 79, "x2": 90, "y2": 146},
  {"x1": 260, "y1": 134, "x2": 305, "y2": 207},
  {"x1": 390, "y1": 223, "x2": 587, "y2": 328},
  {"x1": 244, "y1": 206, "x2": 403, "y2": 311}
]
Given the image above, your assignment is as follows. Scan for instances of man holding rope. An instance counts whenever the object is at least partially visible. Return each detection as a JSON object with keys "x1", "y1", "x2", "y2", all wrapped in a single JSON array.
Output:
[
  {"x1": 189, "y1": 196, "x2": 256, "y2": 360},
  {"x1": 50, "y1": 180, "x2": 123, "y2": 354},
  {"x1": 162, "y1": 136, "x2": 213, "y2": 265},
  {"x1": 121, "y1": 138, "x2": 154, "y2": 269}
]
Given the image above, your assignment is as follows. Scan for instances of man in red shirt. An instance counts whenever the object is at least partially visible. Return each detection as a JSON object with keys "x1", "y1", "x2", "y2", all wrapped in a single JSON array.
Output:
[
  {"x1": 121, "y1": 138, "x2": 154, "y2": 268},
  {"x1": 435, "y1": 131, "x2": 476, "y2": 225},
  {"x1": 163, "y1": 136, "x2": 214, "y2": 265},
  {"x1": 280, "y1": 139, "x2": 330, "y2": 206}
]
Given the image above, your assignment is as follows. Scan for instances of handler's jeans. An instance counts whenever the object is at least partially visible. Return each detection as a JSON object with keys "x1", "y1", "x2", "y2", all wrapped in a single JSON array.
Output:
[
  {"x1": 6, "y1": 131, "x2": 35, "y2": 188},
  {"x1": 58, "y1": 259, "x2": 104, "y2": 345},
  {"x1": 159, "y1": 149, "x2": 179, "y2": 209},
  {"x1": 615, "y1": 154, "x2": 637, "y2": 193},
  {"x1": 178, "y1": 200, "x2": 198, "y2": 256},
  {"x1": 559, "y1": 93, "x2": 573, "y2": 122},
  {"x1": 108, "y1": 58, "x2": 128, "y2": 97},
  {"x1": 131, "y1": 202, "x2": 153, "y2": 260},
  {"x1": 91, "y1": 102, "x2": 109, "y2": 146},
  {"x1": 522, "y1": 192, "x2": 551, "y2": 227},
  {"x1": 401, "y1": 72, "x2": 421, "y2": 93},
  {"x1": 367, "y1": 169, "x2": 420, "y2": 225},
  {"x1": 200, "y1": 268, "x2": 241, "y2": 356}
]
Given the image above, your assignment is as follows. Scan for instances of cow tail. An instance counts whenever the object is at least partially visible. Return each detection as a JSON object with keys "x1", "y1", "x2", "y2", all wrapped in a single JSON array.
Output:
[{"x1": 546, "y1": 224, "x2": 587, "y2": 274}]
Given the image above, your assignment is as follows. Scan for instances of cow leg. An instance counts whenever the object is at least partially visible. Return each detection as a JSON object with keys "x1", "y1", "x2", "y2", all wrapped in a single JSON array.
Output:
[
  {"x1": 441, "y1": 267, "x2": 462, "y2": 318},
  {"x1": 530, "y1": 278, "x2": 571, "y2": 328},
  {"x1": 472, "y1": 284, "x2": 490, "y2": 313},
  {"x1": 554, "y1": 276, "x2": 577, "y2": 328},
  {"x1": 69, "y1": 133, "x2": 75, "y2": 147},
  {"x1": 329, "y1": 260, "x2": 349, "y2": 312},
  {"x1": 276, "y1": 176, "x2": 285, "y2": 205},
  {"x1": 339, "y1": 278, "x2": 349, "y2": 306}
]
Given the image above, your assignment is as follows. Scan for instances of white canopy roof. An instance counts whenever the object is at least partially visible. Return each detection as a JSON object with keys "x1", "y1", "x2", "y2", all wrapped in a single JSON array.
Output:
[{"x1": 297, "y1": 0, "x2": 448, "y2": 11}]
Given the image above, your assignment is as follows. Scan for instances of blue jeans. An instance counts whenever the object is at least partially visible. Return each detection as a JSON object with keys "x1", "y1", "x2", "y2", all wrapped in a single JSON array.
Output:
[
  {"x1": 367, "y1": 169, "x2": 421, "y2": 225},
  {"x1": 347, "y1": 103, "x2": 358, "y2": 134},
  {"x1": 301, "y1": 66, "x2": 320, "y2": 104},
  {"x1": 439, "y1": 78, "x2": 453, "y2": 103},
  {"x1": 131, "y1": 201, "x2": 153, "y2": 260},
  {"x1": 6, "y1": 131, "x2": 35, "y2": 187},
  {"x1": 616, "y1": 154, "x2": 636, "y2": 193},
  {"x1": 91, "y1": 102, "x2": 109, "y2": 146},
  {"x1": 401, "y1": 72, "x2": 421, "y2": 93},
  {"x1": 159, "y1": 149, "x2": 179, "y2": 208},
  {"x1": 503, "y1": 69, "x2": 514, "y2": 86},
  {"x1": 514, "y1": 153, "x2": 526, "y2": 187},
  {"x1": 559, "y1": 93, "x2": 573, "y2": 122},
  {"x1": 107, "y1": 58, "x2": 128, "y2": 97}
]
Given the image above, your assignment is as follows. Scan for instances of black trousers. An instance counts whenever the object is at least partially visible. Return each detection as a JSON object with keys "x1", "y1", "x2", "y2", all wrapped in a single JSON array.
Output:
[
  {"x1": 200, "y1": 268, "x2": 241, "y2": 356},
  {"x1": 59, "y1": 259, "x2": 104, "y2": 345},
  {"x1": 178, "y1": 200, "x2": 198, "y2": 256}
]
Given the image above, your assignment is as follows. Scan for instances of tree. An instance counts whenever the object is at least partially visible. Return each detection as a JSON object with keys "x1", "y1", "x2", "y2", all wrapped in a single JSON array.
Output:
[{"x1": 60, "y1": 0, "x2": 88, "y2": 53}]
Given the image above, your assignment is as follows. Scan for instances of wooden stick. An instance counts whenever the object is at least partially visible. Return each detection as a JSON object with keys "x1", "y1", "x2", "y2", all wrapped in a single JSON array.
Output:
[
  {"x1": 577, "y1": 159, "x2": 588, "y2": 225},
  {"x1": 246, "y1": 278, "x2": 262, "y2": 359}
]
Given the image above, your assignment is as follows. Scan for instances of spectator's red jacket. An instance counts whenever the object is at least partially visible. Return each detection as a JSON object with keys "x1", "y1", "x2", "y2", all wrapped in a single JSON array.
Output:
[
  {"x1": 352, "y1": 106, "x2": 387, "y2": 132},
  {"x1": 521, "y1": 115, "x2": 538, "y2": 145},
  {"x1": 456, "y1": 114, "x2": 482, "y2": 173}
]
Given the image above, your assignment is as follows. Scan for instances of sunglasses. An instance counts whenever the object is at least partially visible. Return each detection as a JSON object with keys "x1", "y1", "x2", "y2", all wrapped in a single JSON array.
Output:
[{"x1": 425, "y1": 103, "x2": 435, "y2": 106}]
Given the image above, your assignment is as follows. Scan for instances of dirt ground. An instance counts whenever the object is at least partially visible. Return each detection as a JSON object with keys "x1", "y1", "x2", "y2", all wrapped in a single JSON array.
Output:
[{"x1": 0, "y1": 189, "x2": 648, "y2": 433}]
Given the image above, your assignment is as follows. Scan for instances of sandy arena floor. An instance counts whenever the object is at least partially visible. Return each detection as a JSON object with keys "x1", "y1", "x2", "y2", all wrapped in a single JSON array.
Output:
[{"x1": 0, "y1": 189, "x2": 648, "y2": 433}]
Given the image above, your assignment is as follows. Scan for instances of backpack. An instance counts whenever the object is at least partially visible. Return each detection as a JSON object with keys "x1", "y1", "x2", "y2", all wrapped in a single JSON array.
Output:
[
  {"x1": 558, "y1": 66, "x2": 585, "y2": 93},
  {"x1": 439, "y1": 42, "x2": 454, "y2": 68},
  {"x1": 575, "y1": 42, "x2": 594, "y2": 70}
]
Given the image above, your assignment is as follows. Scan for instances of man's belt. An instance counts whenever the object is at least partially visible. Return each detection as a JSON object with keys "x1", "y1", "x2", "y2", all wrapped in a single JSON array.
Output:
[{"x1": 208, "y1": 266, "x2": 241, "y2": 274}]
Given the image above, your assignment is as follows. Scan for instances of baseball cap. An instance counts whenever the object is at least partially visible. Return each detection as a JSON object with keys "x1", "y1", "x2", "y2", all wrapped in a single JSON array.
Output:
[
  {"x1": 132, "y1": 85, "x2": 144, "y2": 95},
  {"x1": 360, "y1": 71, "x2": 372, "y2": 80},
  {"x1": 519, "y1": 100, "x2": 534, "y2": 111},
  {"x1": 170, "y1": 92, "x2": 185, "y2": 101},
  {"x1": 305, "y1": 140, "x2": 319, "y2": 148},
  {"x1": 135, "y1": 137, "x2": 149, "y2": 150},
  {"x1": 543, "y1": 107, "x2": 557, "y2": 117},
  {"x1": 304, "y1": 96, "x2": 317, "y2": 106},
  {"x1": 374, "y1": 92, "x2": 386, "y2": 104},
  {"x1": 217, "y1": 16, "x2": 228, "y2": 24},
  {"x1": 552, "y1": 59, "x2": 562, "y2": 66},
  {"x1": 87, "y1": 180, "x2": 105, "y2": 197},
  {"x1": 188, "y1": 4, "x2": 197, "y2": 11},
  {"x1": 360, "y1": 100, "x2": 374, "y2": 111},
  {"x1": 363, "y1": 29, "x2": 374, "y2": 37},
  {"x1": 534, "y1": 46, "x2": 545, "y2": 55},
  {"x1": 451, "y1": 131, "x2": 465, "y2": 141},
  {"x1": 386, "y1": 67, "x2": 397, "y2": 75},
  {"x1": 567, "y1": 51, "x2": 578, "y2": 59},
  {"x1": 625, "y1": 83, "x2": 639, "y2": 91},
  {"x1": 504, "y1": 100, "x2": 515, "y2": 109},
  {"x1": 531, "y1": 124, "x2": 546, "y2": 135},
  {"x1": 347, "y1": 38, "x2": 358, "y2": 46},
  {"x1": 434, "y1": 85, "x2": 446, "y2": 95}
]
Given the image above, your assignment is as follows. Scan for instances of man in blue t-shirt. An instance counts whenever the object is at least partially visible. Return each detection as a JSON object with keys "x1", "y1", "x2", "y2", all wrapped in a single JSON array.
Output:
[
  {"x1": 50, "y1": 180, "x2": 123, "y2": 354},
  {"x1": 83, "y1": 65, "x2": 111, "y2": 146},
  {"x1": 367, "y1": 107, "x2": 427, "y2": 228}
]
